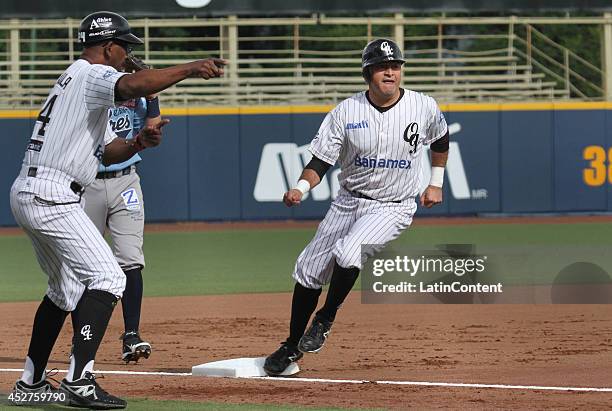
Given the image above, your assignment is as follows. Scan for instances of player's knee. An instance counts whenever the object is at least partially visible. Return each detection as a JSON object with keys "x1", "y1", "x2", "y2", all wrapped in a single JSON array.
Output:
[
  {"x1": 89, "y1": 272, "x2": 126, "y2": 298},
  {"x1": 115, "y1": 247, "x2": 144, "y2": 270},
  {"x1": 47, "y1": 292, "x2": 78, "y2": 312},
  {"x1": 122, "y1": 265, "x2": 143, "y2": 275},
  {"x1": 334, "y1": 251, "x2": 362, "y2": 271},
  {"x1": 86, "y1": 289, "x2": 120, "y2": 309},
  {"x1": 292, "y1": 271, "x2": 325, "y2": 289}
]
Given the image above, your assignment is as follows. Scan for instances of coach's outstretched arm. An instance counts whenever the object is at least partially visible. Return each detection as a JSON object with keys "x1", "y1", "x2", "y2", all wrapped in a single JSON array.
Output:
[
  {"x1": 115, "y1": 58, "x2": 227, "y2": 100},
  {"x1": 283, "y1": 156, "x2": 332, "y2": 207},
  {"x1": 420, "y1": 131, "x2": 449, "y2": 208}
]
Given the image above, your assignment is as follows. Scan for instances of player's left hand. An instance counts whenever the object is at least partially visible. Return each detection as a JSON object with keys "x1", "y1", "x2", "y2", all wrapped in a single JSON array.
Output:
[
  {"x1": 136, "y1": 118, "x2": 170, "y2": 148},
  {"x1": 420, "y1": 185, "x2": 443, "y2": 208},
  {"x1": 283, "y1": 189, "x2": 303, "y2": 207}
]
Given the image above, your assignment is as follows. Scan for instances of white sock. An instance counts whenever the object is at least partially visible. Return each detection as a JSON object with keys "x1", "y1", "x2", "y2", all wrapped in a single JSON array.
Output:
[
  {"x1": 66, "y1": 355, "x2": 94, "y2": 382},
  {"x1": 20, "y1": 356, "x2": 36, "y2": 385}
]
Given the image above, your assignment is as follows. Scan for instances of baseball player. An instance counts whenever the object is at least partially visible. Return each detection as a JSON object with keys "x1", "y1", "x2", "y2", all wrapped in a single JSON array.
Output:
[
  {"x1": 83, "y1": 54, "x2": 157, "y2": 364},
  {"x1": 9, "y1": 11, "x2": 225, "y2": 409},
  {"x1": 264, "y1": 38, "x2": 449, "y2": 376}
]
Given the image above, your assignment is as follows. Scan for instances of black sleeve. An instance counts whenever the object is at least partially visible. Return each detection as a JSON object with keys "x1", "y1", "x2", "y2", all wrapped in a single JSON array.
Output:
[
  {"x1": 305, "y1": 156, "x2": 332, "y2": 179},
  {"x1": 430, "y1": 131, "x2": 449, "y2": 153},
  {"x1": 114, "y1": 79, "x2": 127, "y2": 102}
]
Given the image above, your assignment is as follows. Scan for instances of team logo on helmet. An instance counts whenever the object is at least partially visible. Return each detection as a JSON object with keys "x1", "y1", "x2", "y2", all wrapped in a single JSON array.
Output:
[
  {"x1": 380, "y1": 41, "x2": 394, "y2": 56},
  {"x1": 90, "y1": 17, "x2": 113, "y2": 30}
]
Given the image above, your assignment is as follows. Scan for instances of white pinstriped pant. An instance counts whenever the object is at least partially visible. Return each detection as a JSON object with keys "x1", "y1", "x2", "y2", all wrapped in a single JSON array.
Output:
[
  {"x1": 293, "y1": 188, "x2": 416, "y2": 289},
  {"x1": 10, "y1": 177, "x2": 125, "y2": 311}
]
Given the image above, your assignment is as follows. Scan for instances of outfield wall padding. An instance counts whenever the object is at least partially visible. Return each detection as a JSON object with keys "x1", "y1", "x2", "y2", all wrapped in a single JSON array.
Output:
[{"x1": 1, "y1": 107, "x2": 611, "y2": 225}]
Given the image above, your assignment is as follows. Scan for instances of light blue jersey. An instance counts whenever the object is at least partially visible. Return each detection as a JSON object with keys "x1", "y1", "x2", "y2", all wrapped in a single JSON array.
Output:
[{"x1": 99, "y1": 97, "x2": 146, "y2": 172}]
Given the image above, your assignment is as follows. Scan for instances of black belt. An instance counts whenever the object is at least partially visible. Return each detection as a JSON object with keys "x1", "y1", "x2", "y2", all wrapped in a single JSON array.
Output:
[
  {"x1": 351, "y1": 190, "x2": 401, "y2": 204},
  {"x1": 96, "y1": 166, "x2": 133, "y2": 179},
  {"x1": 28, "y1": 167, "x2": 83, "y2": 194},
  {"x1": 28, "y1": 167, "x2": 84, "y2": 205}
]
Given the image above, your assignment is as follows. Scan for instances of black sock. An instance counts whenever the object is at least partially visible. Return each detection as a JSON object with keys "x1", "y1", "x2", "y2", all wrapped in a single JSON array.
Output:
[
  {"x1": 121, "y1": 268, "x2": 143, "y2": 333},
  {"x1": 26, "y1": 296, "x2": 68, "y2": 383},
  {"x1": 286, "y1": 283, "x2": 322, "y2": 347},
  {"x1": 70, "y1": 289, "x2": 118, "y2": 380},
  {"x1": 316, "y1": 261, "x2": 360, "y2": 323}
]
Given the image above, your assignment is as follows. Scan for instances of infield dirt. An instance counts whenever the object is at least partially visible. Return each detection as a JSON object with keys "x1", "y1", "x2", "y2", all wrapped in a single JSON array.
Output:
[{"x1": 1, "y1": 293, "x2": 611, "y2": 409}]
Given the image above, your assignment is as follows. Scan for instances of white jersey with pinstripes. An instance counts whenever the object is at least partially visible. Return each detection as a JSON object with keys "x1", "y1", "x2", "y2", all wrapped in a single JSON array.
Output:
[
  {"x1": 22, "y1": 59, "x2": 126, "y2": 191},
  {"x1": 9, "y1": 59, "x2": 127, "y2": 311},
  {"x1": 292, "y1": 89, "x2": 447, "y2": 289},
  {"x1": 310, "y1": 89, "x2": 447, "y2": 202}
]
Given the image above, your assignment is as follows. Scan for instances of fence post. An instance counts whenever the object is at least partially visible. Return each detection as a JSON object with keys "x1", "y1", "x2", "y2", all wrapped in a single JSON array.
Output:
[
  {"x1": 227, "y1": 16, "x2": 238, "y2": 90},
  {"x1": 438, "y1": 17, "x2": 444, "y2": 80},
  {"x1": 144, "y1": 18, "x2": 150, "y2": 61},
  {"x1": 564, "y1": 48, "x2": 571, "y2": 98},
  {"x1": 394, "y1": 13, "x2": 404, "y2": 52},
  {"x1": 220, "y1": 16, "x2": 238, "y2": 101},
  {"x1": 9, "y1": 18, "x2": 20, "y2": 93},
  {"x1": 508, "y1": 17, "x2": 516, "y2": 76},
  {"x1": 394, "y1": 13, "x2": 404, "y2": 86},
  {"x1": 603, "y1": 12, "x2": 612, "y2": 101},
  {"x1": 294, "y1": 19, "x2": 301, "y2": 79},
  {"x1": 67, "y1": 19, "x2": 74, "y2": 61},
  {"x1": 526, "y1": 24, "x2": 532, "y2": 70}
]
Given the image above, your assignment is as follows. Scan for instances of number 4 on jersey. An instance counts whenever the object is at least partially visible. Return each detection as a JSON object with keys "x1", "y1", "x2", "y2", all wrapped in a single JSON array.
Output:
[{"x1": 37, "y1": 94, "x2": 58, "y2": 137}]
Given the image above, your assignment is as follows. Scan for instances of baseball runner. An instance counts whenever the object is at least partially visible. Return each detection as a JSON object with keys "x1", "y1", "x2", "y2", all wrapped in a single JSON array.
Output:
[
  {"x1": 264, "y1": 38, "x2": 449, "y2": 376},
  {"x1": 9, "y1": 11, "x2": 225, "y2": 409},
  {"x1": 83, "y1": 54, "x2": 157, "y2": 364}
]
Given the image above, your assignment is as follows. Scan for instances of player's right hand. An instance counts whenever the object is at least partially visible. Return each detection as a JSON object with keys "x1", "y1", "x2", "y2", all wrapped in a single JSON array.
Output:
[
  {"x1": 137, "y1": 118, "x2": 170, "y2": 148},
  {"x1": 189, "y1": 58, "x2": 227, "y2": 79},
  {"x1": 283, "y1": 189, "x2": 303, "y2": 207}
]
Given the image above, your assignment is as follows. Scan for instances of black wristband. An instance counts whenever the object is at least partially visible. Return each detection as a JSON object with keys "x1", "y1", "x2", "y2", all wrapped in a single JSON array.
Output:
[
  {"x1": 431, "y1": 132, "x2": 449, "y2": 153},
  {"x1": 305, "y1": 156, "x2": 332, "y2": 179},
  {"x1": 146, "y1": 97, "x2": 160, "y2": 118}
]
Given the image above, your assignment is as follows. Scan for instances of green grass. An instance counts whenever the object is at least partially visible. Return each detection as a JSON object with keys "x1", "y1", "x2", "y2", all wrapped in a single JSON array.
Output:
[
  {"x1": 1, "y1": 222, "x2": 611, "y2": 303},
  {"x1": 0, "y1": 397, "x2": 382, "y2": 410}
]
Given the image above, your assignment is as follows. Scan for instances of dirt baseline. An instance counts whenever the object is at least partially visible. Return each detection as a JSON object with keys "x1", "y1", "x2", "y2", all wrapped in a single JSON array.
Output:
[{"x1": 1, "y1": 293, "x2": 612, "y2": 409}]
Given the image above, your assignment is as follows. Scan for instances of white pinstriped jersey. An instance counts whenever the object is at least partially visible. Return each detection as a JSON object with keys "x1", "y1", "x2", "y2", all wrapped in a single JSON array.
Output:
[
  {"x1": 10, "y1": 59, "x2": 128, "y2": 310},
  {"x1": 22, "y1": 59, "x2": 126, "y2": 190},
  {"x1": 310, "y1": 89, "x2": 448, "y2": 202}
]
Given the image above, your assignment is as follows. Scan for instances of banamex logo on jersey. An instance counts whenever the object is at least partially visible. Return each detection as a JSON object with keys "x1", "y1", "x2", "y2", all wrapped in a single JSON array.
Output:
[
  {"x1": 253, "y1": 122, "x2": 487, "y2": 202},
  {"x1": 345, "y1": 120, "x2": 369, "y2": 130}
]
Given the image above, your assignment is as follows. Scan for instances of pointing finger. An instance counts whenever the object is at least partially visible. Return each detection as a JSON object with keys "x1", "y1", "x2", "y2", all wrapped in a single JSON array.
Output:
[
  {"x1": 156, "y1": 119, "x2": 171, "y2": 129},
  {"x1": 213, "y1": 58, "x2": 228, "y2": 67}
]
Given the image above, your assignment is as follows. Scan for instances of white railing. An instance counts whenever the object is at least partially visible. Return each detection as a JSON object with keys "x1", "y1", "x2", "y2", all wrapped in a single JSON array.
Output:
[{"x1": 0, "y1": 15, "x2": 608, "y2": 108}]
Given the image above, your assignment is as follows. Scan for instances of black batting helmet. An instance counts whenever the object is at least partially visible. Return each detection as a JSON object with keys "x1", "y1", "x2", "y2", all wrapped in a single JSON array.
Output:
[
  {"x1": 361, "y1": 39, "x2": 405, "y2": 82},
  {"x1": 78, "y1": 11, "x2": 143, "y2": 46},
  {"x1": 362, "y1": 38, "x2": 405, "y2": 69}
]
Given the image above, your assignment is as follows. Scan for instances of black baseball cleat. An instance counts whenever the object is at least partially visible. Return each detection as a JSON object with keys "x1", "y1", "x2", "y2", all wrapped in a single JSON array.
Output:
[
  {"x1": 120, "y1": 331, "x2": 152, "y2": 363},
  {"x1": 60, "y1": 371, "x2": 126, "y2": 409},
  {"x1": 298, "y1": 316, "x2": 333, "y2": 353},
  {"x1": 10, "y1": 378, "x2": 65, "y2": 405},
  {"x1": 263, "y1": 342, "x2": 303, "y2": 376}
]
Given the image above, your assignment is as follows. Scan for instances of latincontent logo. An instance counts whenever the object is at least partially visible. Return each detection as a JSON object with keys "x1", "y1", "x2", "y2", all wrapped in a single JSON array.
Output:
[{"x1": 253, "y1": 122, "x2": 484, "y2": 202}]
